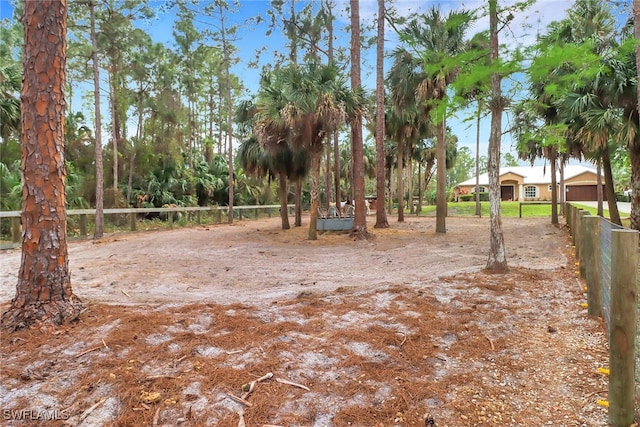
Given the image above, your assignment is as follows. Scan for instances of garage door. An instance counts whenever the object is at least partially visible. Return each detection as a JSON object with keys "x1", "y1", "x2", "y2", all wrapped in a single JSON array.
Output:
[{"x1": 565, "y1": 185, "x2": 607, "y2": 201}]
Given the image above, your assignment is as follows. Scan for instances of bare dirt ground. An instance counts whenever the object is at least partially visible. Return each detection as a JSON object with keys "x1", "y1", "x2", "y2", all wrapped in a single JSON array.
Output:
[{"x1": 0, "y1": 215, "x2": 612, "y2": 426}]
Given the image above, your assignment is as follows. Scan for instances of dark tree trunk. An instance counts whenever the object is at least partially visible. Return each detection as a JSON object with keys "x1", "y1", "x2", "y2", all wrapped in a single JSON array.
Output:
[
  {"x1": 602, "y1": 149, "x2": 621, "y2": 226},
  {"x1": 550, "y1": 147, "x2": 558, "y2": 225},
  {"x1": 278, "y1": 170, "x2": 290, "y2": 230},
  {"x1": 294, "y1": 179, "x2": 302, "y2": 227},
  {"x1": 397, "y1": 139, "x2": 405, "y2": 222},
  {"x1": 2, "y1": 0, "x2": 85, "y2": 332},
  {"x1": 475, "y1": 102, "x2": 482, "y2": 217},
  {"x1": 436, "y1": 115, "x2": 446, "y2": 232},
  {"x1": 597, "y1": 159, "x2": 603, "y2": 217}
]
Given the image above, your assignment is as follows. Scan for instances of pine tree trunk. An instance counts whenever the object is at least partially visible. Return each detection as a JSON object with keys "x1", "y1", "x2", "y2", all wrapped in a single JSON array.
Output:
[
  {"x1": 349, "y1": 0, "x2": 368, "y2": 239},
  {"x1": 2, "y1": 0, "x2": 85, "y2": 332},
  {"x1": 90, "y1": 0, "x2": 104, "y2": 239},
  {"x1": 333, "y1": 133, "x2": 341, "y2": 215},
  {"x1": 219, "y1": 5, "x2": 234, "y2": 225},
  {"x1": 374, "y1": 0, "x2": 388, "y2": 228},
  {"x1": 485, "y1": 0, "x2": 508, "y2": 272}
]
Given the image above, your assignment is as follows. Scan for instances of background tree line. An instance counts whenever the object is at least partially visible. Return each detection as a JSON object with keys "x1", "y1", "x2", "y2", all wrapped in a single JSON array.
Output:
[{"x1": 0, "y1": 0, "x2": 636, "y2": 236}]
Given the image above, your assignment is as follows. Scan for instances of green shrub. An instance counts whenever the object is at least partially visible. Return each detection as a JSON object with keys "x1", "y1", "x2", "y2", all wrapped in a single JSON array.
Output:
[
  {"x1": 615, "y1": 192, "x2": 630, "y2": 202},
  {"x1": 460, "y1": 192, "x2": 489, "y2": 202}
]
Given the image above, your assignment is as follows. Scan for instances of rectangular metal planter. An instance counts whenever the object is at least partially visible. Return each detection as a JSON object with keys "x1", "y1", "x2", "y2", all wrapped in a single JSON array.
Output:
[{"x1": 317, "y1": 217, "x2": 354, "y2": 231}]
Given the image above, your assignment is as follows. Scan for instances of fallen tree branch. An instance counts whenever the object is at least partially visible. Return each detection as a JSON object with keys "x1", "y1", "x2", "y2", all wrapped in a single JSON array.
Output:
[
  {"x1": 139, "y1": 375, "x2": 180, "y2": 383},
  {"x1": 152, "y1": 407, "x2": 160, "y2": 427},
  {"x1": 76, "y1": 345, "x2": 104, "y2": 358},
  {"x1": 276, "y1": 378, "x2": 310, "y2": 391},
  {"x1": 256, "y1": 372, "x2": 274, "y2": 382},
  {"x1": 584, "y1": 389, "x2": 608, "y2": 399},
  {"x1": 398, "y1": 332, "x2": 407, "y2": 347},
  {"x1": 485, "y1": 335, "x2": 495, "y2": 351},
  {"x1": 79, "y1": 398, "x2": 107, "y2": 421},
  {"x1": 226, "y1": 393, "x2": 253, "y2": 407},
  {"x1": 241, "y1": 372, "x2": 274, "y2": 398}
]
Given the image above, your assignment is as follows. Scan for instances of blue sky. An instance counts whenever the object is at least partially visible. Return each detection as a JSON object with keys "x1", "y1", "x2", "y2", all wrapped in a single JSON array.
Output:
[
  {"x1": 3, "y1": 0, "x2": 624, "y2": 166},
  {"x1": 136, "y1": 0, "x2": 583, "y2": 163}
]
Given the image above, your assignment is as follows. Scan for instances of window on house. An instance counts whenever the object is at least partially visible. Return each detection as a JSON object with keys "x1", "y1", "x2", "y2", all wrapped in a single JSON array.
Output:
[
  {"x1": 473, "y1": 186, "x2": 486, "y2": 193},
  {"x1": 524, "y1": 185, "x2": 538, "y2": 198}
]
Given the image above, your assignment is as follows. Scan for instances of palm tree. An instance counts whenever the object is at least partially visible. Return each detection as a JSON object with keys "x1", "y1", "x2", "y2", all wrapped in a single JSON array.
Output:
[
  {"x1": 0, "y1": 63, "x2": 20, "y2": 142},
  {"x1": 513, "y1": 100, "x2": 562, "y2": 225},
  {"x1": 237, "y1": 136, "x2": 309, "y2": 230},
  {"x1": 542, "y1": 0, "x2": 624, "y2": 225},
  {"x1": 392, "y1": 7, "x2": 473, "y2": 231},
  {"x1": 387, "y1": 50, "x2": 432, "y2": 222},
  {"x1": 255, "y1": 62, "x2": 365, "y2": 240}
]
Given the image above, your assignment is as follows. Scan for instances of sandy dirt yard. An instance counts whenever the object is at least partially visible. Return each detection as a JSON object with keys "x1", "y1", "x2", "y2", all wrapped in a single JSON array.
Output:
[{"x1": 0, "y1": 215, "x2": 612, "y2": 426}]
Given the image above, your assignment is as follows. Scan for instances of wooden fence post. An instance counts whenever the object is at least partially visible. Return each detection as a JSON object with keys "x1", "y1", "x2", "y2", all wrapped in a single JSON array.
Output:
[
  {"x1": 582, "y1": 215, "x2": 602, "y2": 317},
  {"x1": 79, "y1": 214, "x2": 88, "y2": 238},
  {"x1": 574, "y1": 209, "x2": 583, "y2": 263},
  {"x1": 578, "y1": 210, "x2": 590, "y2": 278},
  {"x1": 130, "y1": 213, "x2": 137, "y2": 232},
  {"x1": 608, "y1": 229, "x2": 639, "y2": 426},
  {"x1": 10, "y1": 217, "x2": 21, "y2": 243}
]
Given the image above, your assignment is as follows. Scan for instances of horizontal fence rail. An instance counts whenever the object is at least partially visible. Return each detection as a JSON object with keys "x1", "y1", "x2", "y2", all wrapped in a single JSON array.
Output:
[
  {"x1": 0, "y1": 204, "x2": 294, "y2": 249},
  {"x1": 566, "y1": 203, "x2": 639, "y2": 426}
]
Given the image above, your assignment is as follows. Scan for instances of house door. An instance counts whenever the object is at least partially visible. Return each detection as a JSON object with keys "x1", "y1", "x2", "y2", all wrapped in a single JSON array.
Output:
[{"x1": 500, "y1": 185, "x2": 514, "y2": 201}]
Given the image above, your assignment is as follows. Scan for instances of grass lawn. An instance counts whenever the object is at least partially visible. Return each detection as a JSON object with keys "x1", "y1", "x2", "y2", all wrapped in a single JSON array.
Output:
[
  {"x1": 571, "y1": 203, "x2": 631, "y2": 228},
  {"x1": 418, "y1": 201, "x2": 561, "y2": 217}
]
